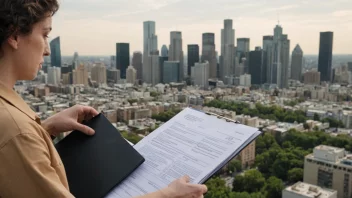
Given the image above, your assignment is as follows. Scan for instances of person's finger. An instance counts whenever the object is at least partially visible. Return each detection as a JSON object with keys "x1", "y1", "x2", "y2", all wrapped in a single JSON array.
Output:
[
  {"x1": 81, "y1": 106, "x2": 99, "y2": 117},
  {"x1": 73, "y1": 122, "x2": 95, "y2": 135},
  {"x1": 200, "y1": 184, "x2": 208, "y2": 193},
  {"x1": 180, "y1": 175, "x2": 190, "y2": 183}
]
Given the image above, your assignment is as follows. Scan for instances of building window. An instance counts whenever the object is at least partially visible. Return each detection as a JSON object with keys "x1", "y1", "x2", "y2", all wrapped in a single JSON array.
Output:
[
  {"x1": 318, "y1": 169, "x2": 333, "y2": 189},
  {"x1": 343, "y1": 174, "x2": 349, "y2": 198}
]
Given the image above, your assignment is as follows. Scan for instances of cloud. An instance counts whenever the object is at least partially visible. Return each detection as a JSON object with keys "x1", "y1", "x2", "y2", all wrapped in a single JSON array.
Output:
[
  {"x1": 260, "y1": 4, "x2": 299, "y2": 13},
  {"x1": 332, "y1": 10, "x2": 352, "y2": 17}
]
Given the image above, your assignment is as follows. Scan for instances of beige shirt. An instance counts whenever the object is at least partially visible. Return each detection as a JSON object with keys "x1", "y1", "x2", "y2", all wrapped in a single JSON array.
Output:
[{"x1": 0, "y1": 82, "x2": 73, "y2": 198}]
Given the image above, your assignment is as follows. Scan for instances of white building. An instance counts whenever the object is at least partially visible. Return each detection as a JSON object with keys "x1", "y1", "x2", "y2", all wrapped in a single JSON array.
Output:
[
  {"x1": 126, "y1": 65, "x2": 137, "y2": 84},
  {"x1": 143, "y1": 21, "x2": 158, "y2": 83},
  {"x1": 220, "y1": 19, "x2": 235, "y2": 84},
  {"x1": 283, "y1": 182, "x2": 337, "y2": 198},
  {"x1": 47, "y1": 66, "x2": 61, "y2": 85},
  {"x1": 240, "y1": 74, "x2": 251, "y2": 87},
  {"x1": 169, "y1": 31, "x2": 184, "y2": 81},
  {"x1": 193, "y1": 62, "x2": 209, "y2": 89},
  {"x1": 91, "y1": 63, "x2": 107, "y2": 84}
]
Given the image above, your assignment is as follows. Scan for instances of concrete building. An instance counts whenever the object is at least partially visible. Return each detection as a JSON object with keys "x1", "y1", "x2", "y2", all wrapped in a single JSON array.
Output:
[
  {"x1": 304, "y1": 71, "x2": 321, "y2": 85},
  {"x1": 169, "y1": 31, "x2": 184, "y2": 81},
  {"x1": 34, "y1": 86, "x2": 50, "y2": 98},
  {"x1": 283, "y1": 182, "x2": 337, "y2": 198},
  {"x1": 161, "y1": 45, "x2": 168, "y2": 57},
  {"x1": 107, "y1": 68, "x2": 120, "y2": 83},
  {"x1": 263, "y1": 35, "x2": 274, "y2": 84},
  {"x1": 318, "y1": 32, "x2": 334, "y2": 82},
  {"x1": 163, "y1": 61, "x2": 180, "y2": 84},
  {"x1": 220, "y1": 19, "x2": 236, "y2": 84},
  {"x1": 149, "y1": 51, "x2": 160, "y2": 85},
  {"x1": 91, "y1": 63, "x2": 107, "y2": 84},
  {"x1": 304, "y1": 145, "x2": 352, "y2": 198},
  {"x1": 126, "y1": 65, "x2": 137, "y2": 84},
  {"x1": 193, "y1": 62, "x2": 209, "y2": 89},
  {"x1": 238, "y1": 141, "x2": 256, "y2": 168},
  {"x1": 47, "y1": 66, "x2": 61, "y2": 85},
  {"x1": 73, "y1": 64, "x2": 88, "y2": 86},
  {"x1": 240, "y1": 74, "x2": 251, "y2": 87},
  {"x1": 143, "y1": 21, "x2": 158, "y2": 83},
  {"x1": 291, "y1": 44, "x2": 304, "y2": 81},
  {"x1": 132, "y1": 51, "x2": 143, "y2": 80},
  {"x1": 201, "y1": 33, "x2": 217, "y2": 79},
  {"x1": 110, "y1": 55, "x2": 116, "y2": 69}
]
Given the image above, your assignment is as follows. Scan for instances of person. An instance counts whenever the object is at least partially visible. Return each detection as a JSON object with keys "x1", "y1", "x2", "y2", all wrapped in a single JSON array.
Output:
[{"x1": 0, "y1": 0, "x2": 207, "y2": 197}]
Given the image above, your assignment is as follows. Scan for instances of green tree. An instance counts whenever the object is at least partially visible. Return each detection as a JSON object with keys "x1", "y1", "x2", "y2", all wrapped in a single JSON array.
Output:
[
  {"x1": 233, "y1": 170, "x2": 266, "y2": 193},
  {"x1": 255, "y1": 133, "x2": 277, "y2": 155},
  {"x1": 303, "y1": 123, "x2": 310, "y2": 130},
  {"x1": 313, "y1": 113, "x2": 320, "y2": 121},
  {"x1": 287, "y1": 168, "x2": 303, "y2": 184},
  {"x1": 205, "y1": 177, "x2": 232, "y2": 198},
  {"x1": 262, "y1": 176, "x2": 284, "y2": 198}
]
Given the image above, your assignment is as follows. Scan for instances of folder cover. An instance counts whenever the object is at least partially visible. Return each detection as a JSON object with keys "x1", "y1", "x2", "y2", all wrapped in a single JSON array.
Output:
[{"x1": 55, "y1": 114, "x2": 145, "y2": 198}]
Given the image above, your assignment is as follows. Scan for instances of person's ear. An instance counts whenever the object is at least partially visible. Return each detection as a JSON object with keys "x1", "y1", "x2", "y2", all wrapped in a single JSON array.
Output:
[{"x1": 7, "y1": 33, "x2": 20, "y2": 50}]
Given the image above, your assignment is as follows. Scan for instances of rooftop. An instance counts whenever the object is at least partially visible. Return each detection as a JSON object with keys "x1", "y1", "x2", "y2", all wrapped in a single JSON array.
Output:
[{"x1": 284, "y1": 182, "x2": 337, "y2": 198}]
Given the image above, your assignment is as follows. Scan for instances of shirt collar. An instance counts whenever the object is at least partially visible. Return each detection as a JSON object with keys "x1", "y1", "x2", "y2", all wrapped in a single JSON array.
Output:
[{"x1": 0, "y1": 81, "x2": 38, "y2": 121}]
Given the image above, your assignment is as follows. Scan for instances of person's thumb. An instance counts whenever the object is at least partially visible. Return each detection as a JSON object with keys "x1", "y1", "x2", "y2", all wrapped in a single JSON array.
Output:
[
  {"x1": 73, "y1": 122, "x2": 95, "y2": 135},
  {"x1": 180, "y1": 175, "x2": 190, "y2": 183}
]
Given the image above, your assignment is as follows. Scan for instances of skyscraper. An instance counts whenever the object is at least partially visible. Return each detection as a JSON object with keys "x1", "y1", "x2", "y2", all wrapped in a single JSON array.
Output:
[
  {"x1": 126, "y1": 66, "x2": 137, "y2": 84},
  {"x1": 73, "y1": 52, "x2": 79, "y2": 69},
  {"x1": 47, "y1": 66, "x2": 61, "y2": 85},
  {"x1": 248, "y1": 48, "x2": 267, "y2": 85},
  {"x1": 116, "y1": 43, "x2": 130, "y2": 79},
  {"x1": 163, "y1": 61, "x2": 180, "y2": 84},
  {"x1": 132, "y1": 52, "x2": 142, "y2": 80},
  {"x1": 237, "y1": 38, "x2": 250, "y2": 75},
  {"x1": 169, "y1": 31, "x2": 184, "y2": 81},
  {"x1": 73, "y1": 64, "x2": 88, "y2": 86},
  {"x1": 291, "y1": 44, "x2": 303, "y2": 81},
  {"x1": 149, "y1": 51, "x2": 160, "y2": 85},
  {"x1": 91, "y1": 63, "x2": 107, "y2": 84},
  {"x1": 220, "y1": 19, "x2": 235, "y2": 83},
  {"x1": 318, "y1": 32, "x2": 334, "y2": 82},
  {"x1": 143, "y1": 21, "x2": 158, "y2": 83},
  {"x1": 110, "y1": 56, "x2": 116, "y2": 68},
  {"x1": 161, "y1": 45, "x2": 168, "y2": 57},
  {"x1": 187, "y1": 45, "x2": 199, "y2": 76},
  {"x1": 194, "y1": 62, "x2": 209, "y2": 89},
  {"x1": 237, "y1": 38, "x2": 250, "y2": 55},
  {"x1": 50, "y1": 37, "x2": 62, "y2": 67},
  {"x1": 201, "y1": 33, "x2": 217, "y2": 79},
  {"x1": 263, "y1": 36, "x2": 274, "y2": 83}
]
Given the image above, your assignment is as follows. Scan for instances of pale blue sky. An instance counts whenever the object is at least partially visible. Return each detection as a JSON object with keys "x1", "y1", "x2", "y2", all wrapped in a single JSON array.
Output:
[{"x1": 51, "y1": 0, "x2": 352, "y2": 56}]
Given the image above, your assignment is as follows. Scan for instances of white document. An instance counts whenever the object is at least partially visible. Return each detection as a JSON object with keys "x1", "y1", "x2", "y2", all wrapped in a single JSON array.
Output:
[{"x1": 106, "y1": 108, "x2": 260, "y2": 198}]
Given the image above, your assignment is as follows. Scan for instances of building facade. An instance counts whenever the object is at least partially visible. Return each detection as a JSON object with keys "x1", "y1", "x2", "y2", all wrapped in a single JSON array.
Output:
[
  {"x1": 48, "y1": 66, "x2": 61, "y2": 85},
  {"x1": 50, "y1": 37, "x2": 62, "y2": 67},
  {"x1": 132, "y1": 51, "x2": 143, "y2": 80},
  {"x1": 116, "y1": 43, "x2": 130, "y2": 79},
  {"x1": 193, "y1": 62, "x2": 209, "y2": 89},
  {"x1": 143, "y1": 21, "x2": 158, "y2": 83},
  {"x1": 220, "y1": 19, "x2": 236, "y2": 83},
  {"x1": 283, "y1": 182, "x2": 337, "y2": 198},
  {"x1": 169, "y1": 31, "x2": 184, "y2": 81},
  {"x1": 318, "y1": 32, "x2": 334, "y2": 82},
  {"x1": 91, "y1": 63, "x2": 107, "y2": 84},
  {"x1": 187, "y1": 44, "x2": 200, "y2": 77},
  {"x1": 304, "y1": 71, "x2": 321, "y2": 85},
  {"x1": 163, "y1": 61, "x2": 180, "y2": 84},
  {"x1": 73, "y1": 64, "x2": 88, "y2": 86},
  {"x1": 291, "y1": 44, "x2": 304, "y2": 81},
  {"x1": 248, "y1": 48, "x2": 267, "y2": 85},
  {"x1": 126, "y1": 65, "x2": 137, "y2": 84},
  {"x1": 201, "y1": 33, "x2": 217, "y2": 79}
]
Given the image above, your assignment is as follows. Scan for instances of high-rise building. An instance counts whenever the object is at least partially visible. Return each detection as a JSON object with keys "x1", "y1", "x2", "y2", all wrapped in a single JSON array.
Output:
[
  {"x1": 73, "y1": 52, "x2": 79, "y2": 69},
  {"x1": 132, "y1": 52, "x2": 143, "y2": 80},
  {"x1": 73, "y1": 64, "x2": 88, "y2": 86},
  {"x1": 304, "y1": 71, "x2": 321, "y2": 85},
  {"x1": 304, "y1": 145, "x2": 352, "y2": 198},
  {"x1": 107, "y1": 68, "x2": 120, "y2": 83},
  {"x1": 149, "y1": 51, "x2": 160, "y2": 85},
  {"x1": 126, "y1": 66, "x2": 137, "y2": 84},
  {"x1": 116, "y1": 43, "x2": 130, "y2": 79},
  {"x1": 91, "y1": 63, "x2": 107, "y2": 84},
  {"x1": 263, "y1": 36, "x2": 274, "y2": 84},
  {"x1": 47, "y1": 66, "x2": 61, "y2": 85},
  {"x1": 201, "y1": 33, "x2": 217, "y2": 79},
  {"x1": 159, "y1": 56, "x2": 168, "y2": 83},
  {"x1": 348, "y1": 62, "x2": 352, "y2": 72},
  {"x1": 237, "y1": 38, "x2": 250, "y2": 56},
  {"x1": 240, "y1": 74, "x2": 251, "y2": 87},
  {"x1": 248, "y1": 48, "x2": 267, "y2": 85},
  {"x1": 220, "y1": 19, "x2": 236, "y2": 83},
  {"x1": 318, "y1": 32, "x2": 334, "y2": 82},
  {"x1": 291, "y1": 44, "x2": 304, "y2": 81},
  {"x1": 187, "y1": 45, "x2": 200, "y2": 76},
  {"x1": 161, "y1": 45, "x2": 168, "y2": 57},
  {"x1": 193, "y1": 62, "x2": 209, "y2": 89},
  {"x1": 283, "y1": 182, "x2": 337, "y2": 198},
  {"x1": 143, "y1": 21, "x2": 158, "y2": 83},
  {"x1": 162, "y1": 61, "x2": 180, "y2": 84},
  {"x1": 169, "y1": 31, "x2": 184, "y2": 81},
  {"x1": 110, "y1": 55, "x2": 116, "y2": 68},
  {"x1": 50, "y1": 37, "x2": 62, "y2": 67}
]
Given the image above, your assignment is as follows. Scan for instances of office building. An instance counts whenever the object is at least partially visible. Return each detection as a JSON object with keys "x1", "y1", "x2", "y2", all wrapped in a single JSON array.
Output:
[
  {"x1": 116, "y1": 43, "x2": 130, "y2": 79},
  {"x1": 50, "y1": 37, "x2": 62, "y2": 67},
  {"x1": 193, "y1": 62, "x2": 209, "y2": 89},
  {"x1": 159, "y1": 56, "x2": 168, "y2": 83},
  {"x1": 73, "y1": 52, "x2": 79, "y2": 69},
  {"x1": 91, "y1": 63, "x2": 107, "y2": 84},
  {"x1": 110, "y1": 55, "x2": 116, "y2": 69},
  {"x1": 237, "y1": 38, "x2": 250, "y2": 57},
  {"x1": 318, "y1": 32, "x2": 334, "y2": 82},
  {"x1": 187, "y1": 45, "x2": 200, "y2": 76},
  {"x1": 240, "y1": 74, "x2": 251, "y2": 87},
  {"x1": 304, "y1": 145, "x2": 352, "y2": 198},
  {"x1": 148, "y1": 51, "x2": 160, "y2": 85},
  {"x1": 291, "y1": 44, "x2": 303, "y2": 81},
  {"x1": 47, "y1": 66, "x2": 61, "y2": 85},
  {"x1": 283, "y1": 182, "x2": 337, "y2": 198},
  {"x1": 163, "y1": 61, "x2": 180, "y2": 84},
  {"x1": 201, "y1": 33, "x2": 217, "y2": 79},
  {"x1": 62, "y1": 73, "x2": 72, "y2": 85},
  {"x1": 126, "y1": 65, "x2": 137, "y2": 84},
  {"x1": 304, "y1": 71, "x2": 321, "y2": 85},
  {"x1": 161, "y1": 45, "x2": 168, "y2": 57},
  {"x1": 169, "y1": 31, "x2": 184, "y2": 81},
  {"x1": 132, "y1": 52, "x2": 143, "y2": 80},
  {"x1": 220, "y1": 19, "x2": 235, "y2": 83},
  {"x1": 263, "y1": 35, "x2": 274, "y2": 84},
  {"x1": 107, "y1": 68, "x2": 120, "y2": 83},
  {"x1": 73, "y1": 64, "x2": 88, "y2": 86},
  {"x1": 248, "y1": 48, "x2": 267, "y2": 85},
  {"x1": 238, "y1": 141, "x2": 256, "y2": 168},
  {"x1": 61, "y1": 64, "x2": 72, "y2": 74},
  {"x1": 348, "y1": 62, "x2": 352, "y2": 72},
  {"x1": 143, "y1": 21, "x2": 158, "y2": 83}
]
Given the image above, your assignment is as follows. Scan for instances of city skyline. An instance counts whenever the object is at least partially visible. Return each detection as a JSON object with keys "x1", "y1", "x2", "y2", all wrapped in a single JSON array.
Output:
[{"x1": 51, "y1": 0, "x2": 352, "y2": 56}]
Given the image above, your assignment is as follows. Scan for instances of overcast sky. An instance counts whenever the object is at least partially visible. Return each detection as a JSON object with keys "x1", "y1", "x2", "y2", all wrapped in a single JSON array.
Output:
[{"x1": 51, "y1": 0, "x2": 352, "y2": 56}]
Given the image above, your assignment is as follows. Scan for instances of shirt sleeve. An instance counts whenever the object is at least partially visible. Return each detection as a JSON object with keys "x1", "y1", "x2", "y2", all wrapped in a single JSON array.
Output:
[{"x1": 0, "y1": 133, "x2": 74, "y2": 198}]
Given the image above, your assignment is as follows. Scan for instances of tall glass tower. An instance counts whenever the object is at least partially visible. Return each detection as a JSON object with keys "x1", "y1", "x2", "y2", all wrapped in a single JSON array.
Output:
[{"x1": 50, "y1": 37, "x2": 62, "y2": 67}]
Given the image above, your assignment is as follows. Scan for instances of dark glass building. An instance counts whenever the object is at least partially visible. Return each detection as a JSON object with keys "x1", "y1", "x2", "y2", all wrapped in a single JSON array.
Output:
[
  {"x1": 50, "y1": 37, "x2": 62, "y2": 67},
  {"x1": 318, "y1": 32, "x2": 333, "y2": 82},
  {"x1": 116, "y1": 43, "x2": 130, "y2": 79},
  {"x1": 187, "y1": 44, "x2": 199, "y2": 76},
  {"x1": 248, "y1": 48, "x2": 267, "y2": 85}
]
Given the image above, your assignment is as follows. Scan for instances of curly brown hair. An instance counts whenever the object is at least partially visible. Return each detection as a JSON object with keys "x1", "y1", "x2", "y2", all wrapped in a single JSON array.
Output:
[{"x1": 0, "y1": 0, "x2": 59, "y2": 46}]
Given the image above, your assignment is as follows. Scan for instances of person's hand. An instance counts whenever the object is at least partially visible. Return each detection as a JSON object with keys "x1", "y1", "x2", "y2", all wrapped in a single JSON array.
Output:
[
  {"x1": 161, "y1": 176, "x2": 208, "y2": 198},
  {"x1": 42, "y1": 105, "x2": 99, "y2": 136}
]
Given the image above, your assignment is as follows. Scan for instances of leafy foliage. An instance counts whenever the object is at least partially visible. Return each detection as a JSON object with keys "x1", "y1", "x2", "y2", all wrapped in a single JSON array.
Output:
[{"x1": 151, "y1": 109, "x2": 181, "y2": 122}]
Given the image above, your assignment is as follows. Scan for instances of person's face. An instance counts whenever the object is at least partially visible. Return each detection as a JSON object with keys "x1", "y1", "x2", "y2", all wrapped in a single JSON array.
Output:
[{"x1": 9, "y1": 16, "x2": 52, "y2": 80}]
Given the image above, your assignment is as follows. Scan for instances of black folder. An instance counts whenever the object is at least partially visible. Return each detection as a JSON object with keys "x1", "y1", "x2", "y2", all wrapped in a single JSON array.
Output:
[{"x1": 55, "y1": 114, "x2": 145, "y2": 198}]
